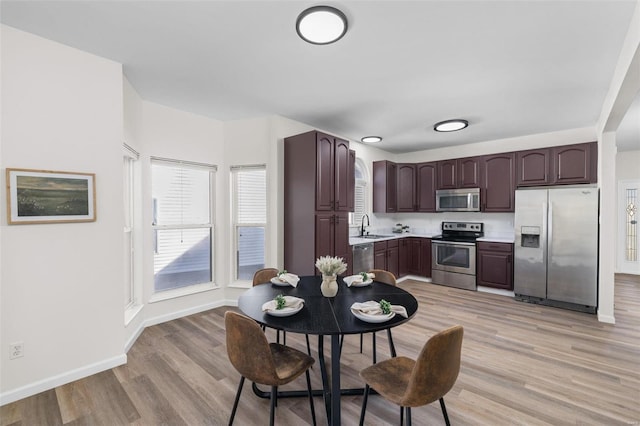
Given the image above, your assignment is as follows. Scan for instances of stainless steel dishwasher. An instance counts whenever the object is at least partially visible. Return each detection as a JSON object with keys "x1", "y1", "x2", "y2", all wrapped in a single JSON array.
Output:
[{"x1": 352, "y1": 243, "x2": 374, "y2": 274}]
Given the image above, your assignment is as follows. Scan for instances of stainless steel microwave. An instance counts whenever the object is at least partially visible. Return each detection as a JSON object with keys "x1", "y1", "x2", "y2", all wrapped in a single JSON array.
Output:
[{"x1": 436, "y1": 188, "x2": 481, "y2": 212}]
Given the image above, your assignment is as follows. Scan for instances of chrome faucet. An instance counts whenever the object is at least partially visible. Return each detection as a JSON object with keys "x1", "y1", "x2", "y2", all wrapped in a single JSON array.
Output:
[{"x1": 360, "y1": 214, "x2": 370, "y2": 237}]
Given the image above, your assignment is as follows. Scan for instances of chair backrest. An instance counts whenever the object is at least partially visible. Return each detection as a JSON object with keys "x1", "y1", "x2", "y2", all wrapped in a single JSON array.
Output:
[
  {"x1": 252, "y1": 268, "x2": 279, "y2": 286},
  {"x1": 369, "y1": 269, "x2": 397, "y2": 286},
  {"x1": 225, "y1": 311, "x2": 279, "y2": 384},
  {"x1": 401, "y1": 325, "x2": 464, "y2": 407}
]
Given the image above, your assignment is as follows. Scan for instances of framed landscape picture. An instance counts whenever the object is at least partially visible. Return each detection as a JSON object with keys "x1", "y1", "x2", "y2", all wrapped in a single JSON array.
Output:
[{"x1": 6, "y1": 168, "x2": 96, "y2": 224}]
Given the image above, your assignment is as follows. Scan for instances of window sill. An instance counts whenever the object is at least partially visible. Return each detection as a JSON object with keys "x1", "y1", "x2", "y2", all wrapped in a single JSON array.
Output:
[
  {"x1": 124, "y1": 304, "x2": 144, "y2": 326},
  {"x1": 227, "y1": 280, "x2": 252, "y2": 289},
  {"x1": 149, "y1": 282, "x2": 218, "y2": 303}
]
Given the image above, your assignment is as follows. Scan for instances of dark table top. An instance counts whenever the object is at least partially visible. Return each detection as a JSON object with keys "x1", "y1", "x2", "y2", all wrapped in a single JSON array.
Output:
[{"x1": 237, "y1": 275, "x2": 418, "y2": 336}]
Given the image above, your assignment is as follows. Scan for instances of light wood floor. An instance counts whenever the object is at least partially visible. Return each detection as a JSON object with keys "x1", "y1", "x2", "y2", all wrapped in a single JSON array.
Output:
[{"x1": 2, "y1": 274, "x2": 639, "y2": 425}]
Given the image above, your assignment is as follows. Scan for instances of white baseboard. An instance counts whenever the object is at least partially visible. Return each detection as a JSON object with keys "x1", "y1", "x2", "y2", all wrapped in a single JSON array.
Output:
[
  {"x1": 397, "y1": 275, "x2": 432, "y2": 283},
  {"x1": 597, "y1": 312, "x2": 616, "y2": 324},
  {"x1": 0, "y1": 354, "x2": 127, "y2": 406}
]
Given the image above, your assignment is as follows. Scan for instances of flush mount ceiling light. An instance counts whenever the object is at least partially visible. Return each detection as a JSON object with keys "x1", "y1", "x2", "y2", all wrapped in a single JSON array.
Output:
[
  {"x1": 434, "y1": 119, "x2": 469, "y2": 132},
  {"x1": 361, "y1": 136, "x2": 382, "y2": 143},
  {"x1": 296, "y1": 6, "x2": 348, "y2": 45}
]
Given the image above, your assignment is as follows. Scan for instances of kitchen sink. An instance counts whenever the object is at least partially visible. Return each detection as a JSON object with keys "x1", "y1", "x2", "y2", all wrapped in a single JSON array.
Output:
[{"x1": 359, "y1": 234, "x2": 393, "y2": 239}]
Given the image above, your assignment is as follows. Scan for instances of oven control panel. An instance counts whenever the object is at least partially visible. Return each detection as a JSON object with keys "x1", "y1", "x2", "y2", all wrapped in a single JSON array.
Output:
[{"x1": 442, "y1": 222, "x2": 483, "y2": 232}]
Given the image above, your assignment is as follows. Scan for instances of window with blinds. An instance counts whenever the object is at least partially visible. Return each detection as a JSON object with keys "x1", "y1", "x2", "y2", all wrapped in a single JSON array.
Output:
[
  {"x1": 151, "y1": 158, "x2": 216, "y2": 292},
  {"x1": 349, "y1": 158, "x2": 368, "y2": 224},
  {"x1": 232, "y1": 165, "x2": 267, "y2": 281}
]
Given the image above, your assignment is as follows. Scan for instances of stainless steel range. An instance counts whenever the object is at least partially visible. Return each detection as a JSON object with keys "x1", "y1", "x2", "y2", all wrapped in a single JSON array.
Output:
[{"x1": 431, "y1": 221, "x2": 484, "y2": 291}]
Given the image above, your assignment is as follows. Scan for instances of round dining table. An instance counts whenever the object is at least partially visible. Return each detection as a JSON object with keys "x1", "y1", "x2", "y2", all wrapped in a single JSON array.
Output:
[{"x1": 237, "y1": 274, "x2": 418, "y2": 426}]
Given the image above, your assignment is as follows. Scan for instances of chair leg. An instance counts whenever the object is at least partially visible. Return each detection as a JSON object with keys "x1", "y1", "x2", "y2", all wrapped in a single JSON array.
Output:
[
  {"x1": 228, "y1": 376, "x2": 245, "y2": 426},
  {"x1": 305, "y1": 334, "x2": 312, "y2": 357},
  {"x1": 359, "y1": 384, "x2": 370, "y2": 426},
  {"x1": 270, "y1": 386, "x2": 277, "y2": 426},
  {"x1": 439, "y1": 398, "x2": 450, "y2": 426},
  {"x1": 387, "y1": 329, "x2": 397, "y2": 357},
  {"x1": 305, "y1": 370, "x2": 317, "y2": 426},
  {"x1": 372, "y1": 332, "x2": 377, "y2": 364},
  {"x1": 400, "y1": 406, "x2": 404, "y2": 426},
  {"x1": 359, "y1": 333, "x2": 364, "y2": 353},
  {"x1": 283, "y1": 331, "x2": 286, "y2": 345},
  {"x1": 339, "y1": 335, "x2": 344, "y2": 356},
  {"x1": 406, "y1": 407, "x2": 411, "y2": 426}
]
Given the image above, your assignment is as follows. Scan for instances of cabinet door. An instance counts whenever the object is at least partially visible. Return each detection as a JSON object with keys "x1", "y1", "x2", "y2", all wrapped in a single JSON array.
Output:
[
  {"x1": 417, "y1": 162, "x2": 437, "y2": 212},
  {"x1": 387, "y1": 246, "x2": 399, "y2": 278},
  {"x1": 398, "y1": 239, "x2": 409, "y2": 277},
  {"x1": 334, "y1": 138, "x2": 351, "y2": 211},
  {"x1": 482, "y1": 153, "x2": 515, "y2": 212},
  {"x1": 516, "y1": 148, "x2": 550, "y2": 187},
  {"x1": 347, "y1": 149, "x2": 356, "y2": 212},
  {"x1": 374, "y1": 249, "x2": 387, "y2": 270},
  {"x1": 420, "y1": 238, "x2": 432, "y2": 277},
  {"x1": 552, "y1": 143, "x2": 593, "y2": 185},
  {"x1": 315, "y1": 213, "x2": 335, "y2": 258},
  {"x1": 373, "y1": 161, "x2": 397, "y2": 213},
  {"x1": 437, "y1": 160, "x2": 457, "y2": 189},
  {"x1": 334, "y1": 213, "x2": 350, "y2": 272},
  {"x1": 477, "y1": 242, "x2": 513, "y2": 290},
  {"x1": 316, "y1": 133, "x2": 335, "y2": 211},
  {"x1": 397, "y1": 164, "x2": 417, "y2": 212},
  {"x1": 458, "y1": 157, "x2": 482, "y2": 188},
  {"x1": 407, "y1": 238, "x2": 422, "y2": 275}
]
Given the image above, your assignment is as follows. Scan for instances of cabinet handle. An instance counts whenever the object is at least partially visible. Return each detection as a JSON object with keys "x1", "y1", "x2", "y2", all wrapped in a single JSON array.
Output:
[{"x1": 335, "y1": 215, "x2": 340, "y2": 224}]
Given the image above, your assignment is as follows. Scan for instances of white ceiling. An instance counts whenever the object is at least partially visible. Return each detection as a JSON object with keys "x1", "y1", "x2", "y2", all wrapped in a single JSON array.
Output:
[{"x1": 2, "y1": 1, "x2": 638, "y2": 153}]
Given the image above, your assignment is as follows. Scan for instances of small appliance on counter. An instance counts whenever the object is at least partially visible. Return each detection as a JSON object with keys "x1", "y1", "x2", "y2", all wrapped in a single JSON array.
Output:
[
  {"x1": 431, "y1": 221, "x2": 484, "y2": 291},
  {"x1": 393, "y1": 223, "x2": 410, "y2": 233}
]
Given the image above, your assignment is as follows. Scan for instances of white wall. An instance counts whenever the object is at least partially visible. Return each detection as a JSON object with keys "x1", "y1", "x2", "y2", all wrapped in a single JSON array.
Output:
[
  {"x1": 617, "y1": 150, "x2": 640, "y2": 180},
  {"x1": 0, "y1": 26, "x2": 125, "y2": 403}
]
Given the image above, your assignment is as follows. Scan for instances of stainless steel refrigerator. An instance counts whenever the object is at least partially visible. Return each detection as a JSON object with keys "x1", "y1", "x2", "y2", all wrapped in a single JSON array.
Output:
[{"x1": 514, "y1": 186, "x2": 599, "y2": 313}]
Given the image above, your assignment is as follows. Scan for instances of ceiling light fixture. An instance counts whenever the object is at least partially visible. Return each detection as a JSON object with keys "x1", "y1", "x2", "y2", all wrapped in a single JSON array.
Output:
[
  {"x1": 296, "y1": 6, "x2": 348, "y2": 45},
  {"x1": 361, "y1": 136, "x2": 382, "y2": 143},
  {"x1": 434, "y1": 119, "x2": 469, "y2": 132}
]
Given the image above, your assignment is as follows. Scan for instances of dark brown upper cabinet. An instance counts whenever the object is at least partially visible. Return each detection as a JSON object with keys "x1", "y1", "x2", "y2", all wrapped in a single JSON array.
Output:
[
  {"x1": 517, "y1": 142, "x2": 596, "y2": 187},
  {"x1": 347, "y1": 149, "x2": 356, "y2": 212},
  {"x1": 397, "y1": 163, "x2": 417, "y2": 212},
  {"x1": 458, "y1": 157, "x2": 482, "y2": 188},
  {"x1": 482, "y1": 153, "x2": 516, "y2": 212},
  {"x1": 373, "y1": 160, "x2": 397, "y2": 213},
  {"x1": 437, "y1": 159, "x2": 457, "y2": 189},
  {"x1": 416, "y1": 162, "x2": 437, "y2": 212},
  {"x1": 437, "y1": 157, "x2": 481, "y2": 189}
]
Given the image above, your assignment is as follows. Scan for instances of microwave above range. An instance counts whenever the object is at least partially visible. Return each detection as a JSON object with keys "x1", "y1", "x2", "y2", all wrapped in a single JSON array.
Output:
[{"x1": 435, "y1": 188, "x2": 481, "y2": 212}]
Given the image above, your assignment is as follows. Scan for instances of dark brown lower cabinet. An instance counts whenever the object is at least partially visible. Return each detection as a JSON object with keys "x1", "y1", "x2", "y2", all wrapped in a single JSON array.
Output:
[
  {"x1": 420, "y1": 238, "x2": 432, "y2": 277},
  {"x1": 374, "y1": 240, "x2": 399, "y2": 277},
  {"x1": 398, "y1": 239, "x2": 409, "y2": 277},
  {"x1": 476, "y1": 242, "x2": 513, "y2": 290},
  {"x1": 397, "y1": 237, "x2": 432, "y2": 278},
  {"x1": 315, "y1": 212, "x2": 350, "y2": 274}
]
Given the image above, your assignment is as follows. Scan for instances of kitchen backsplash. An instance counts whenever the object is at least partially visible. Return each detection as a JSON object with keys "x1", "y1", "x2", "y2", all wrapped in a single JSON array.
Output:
[{"x1": 351, "y1": 212, "x2": 515, "y2": 240}]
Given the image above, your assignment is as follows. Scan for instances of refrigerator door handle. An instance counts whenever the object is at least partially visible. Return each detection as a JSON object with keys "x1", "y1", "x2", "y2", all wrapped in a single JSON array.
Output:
[{"x1": 547, "y1": 201, "x2": 552, "y2": 263}]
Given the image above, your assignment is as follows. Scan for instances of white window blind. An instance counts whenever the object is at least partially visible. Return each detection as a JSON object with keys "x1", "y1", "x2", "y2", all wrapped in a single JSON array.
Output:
[
  {"x1": 350, "y1": 158, "x2": 368, "y2": 224},
  {"x1": 232, "y1": 165, "x2": 267, "y2": 281},
  {"x1": 152, "y1": 158, "x2": 215, "y2": 292}
]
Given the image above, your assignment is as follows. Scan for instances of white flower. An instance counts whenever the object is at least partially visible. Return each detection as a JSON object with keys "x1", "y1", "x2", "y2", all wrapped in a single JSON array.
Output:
[{"x1": 315, "y1": 256, "x2": 347, "y2": 276}]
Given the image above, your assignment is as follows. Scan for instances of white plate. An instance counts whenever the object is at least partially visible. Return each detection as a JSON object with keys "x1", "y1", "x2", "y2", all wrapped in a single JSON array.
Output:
[
  {"x1": 266, "y1": 304, "x2": 304, "y2": 317},
  {"x1": 270, "y1": 277, "x2": 291, "y2": 286},
  {"x1": 351, "y1": 308, "x2": 395, "y2": 323},
  {"x1": 343, "y1": 275, "x2": 373, "y2": 287}
]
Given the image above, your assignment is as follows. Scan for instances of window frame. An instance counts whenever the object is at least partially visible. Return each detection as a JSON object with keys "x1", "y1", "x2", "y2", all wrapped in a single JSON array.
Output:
[
  {"x1": 150, "y1": 157, "x2": 217, "y2": 297},
  {"x1": 230, "y1": 164, "x2": 268, "y2": 283},
  {"x1": 123, "y1": 144, "x2": 142, "y2": 324}
]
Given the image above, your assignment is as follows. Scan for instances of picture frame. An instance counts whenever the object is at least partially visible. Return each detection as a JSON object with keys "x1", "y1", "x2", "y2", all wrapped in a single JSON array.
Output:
[{"x1": 6, "y1": 168, "x2": 96, "y2": 224}]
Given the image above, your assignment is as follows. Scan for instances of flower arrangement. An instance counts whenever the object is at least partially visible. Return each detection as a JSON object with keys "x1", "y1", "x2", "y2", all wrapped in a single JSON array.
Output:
[{"x1": 315, "y1": 255, "x2": 347, "y2": 276}]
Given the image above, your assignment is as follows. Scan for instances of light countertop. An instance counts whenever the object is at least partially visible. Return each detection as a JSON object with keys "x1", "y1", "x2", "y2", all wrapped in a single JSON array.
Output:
[{"x1": 350, "y1": 233, "x2": 515, "y2": 245}]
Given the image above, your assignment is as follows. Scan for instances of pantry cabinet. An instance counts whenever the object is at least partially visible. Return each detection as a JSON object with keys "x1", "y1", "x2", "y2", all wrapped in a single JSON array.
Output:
[{"x1": 284, "y1": 130, "x2": 353, "y2": 275}]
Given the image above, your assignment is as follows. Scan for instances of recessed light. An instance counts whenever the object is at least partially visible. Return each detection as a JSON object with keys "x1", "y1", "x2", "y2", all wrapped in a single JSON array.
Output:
[
  {"x1": 361, "y1": 136, "x2": 382, "y2": 143},
  {"x1": 296, "y1": 6, "x2": 348, "y2": 45},
  {"x1": 434, "y1": 119, "x2": 469, "y2": 132}
]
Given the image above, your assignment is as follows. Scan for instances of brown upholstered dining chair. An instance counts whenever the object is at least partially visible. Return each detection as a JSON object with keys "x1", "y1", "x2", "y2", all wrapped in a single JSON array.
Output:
[
  {"x1": 252, "y1": 268, "x2": 312, "y2": 356},
  {"x1": 225, "y1": 311, "x2": 316, "y2": 426},
  {"x1": 358, "y1": 325, "x2": 464, "y2": 426},
  {"x1": 358, "y1": 269, "x2": 398, "y2": 362}
]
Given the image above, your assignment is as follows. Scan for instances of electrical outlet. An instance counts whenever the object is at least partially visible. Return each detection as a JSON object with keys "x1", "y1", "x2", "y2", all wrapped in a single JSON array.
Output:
[{"x1": 9, "y1": 342, "x2": 23, "y2": 359}]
